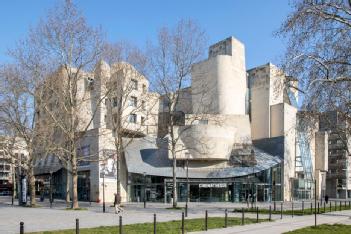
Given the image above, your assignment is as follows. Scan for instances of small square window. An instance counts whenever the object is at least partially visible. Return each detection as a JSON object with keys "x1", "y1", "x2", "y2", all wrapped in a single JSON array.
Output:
[
  {"x1": 129, "y1": 114, "x2": 137, "y2": 123},
  {"x1": 131, "y1": 79, "x2": 138, "y2": 90},
  {"x1": 129, "y1": 96, "x2": 137, "y2": 107}
]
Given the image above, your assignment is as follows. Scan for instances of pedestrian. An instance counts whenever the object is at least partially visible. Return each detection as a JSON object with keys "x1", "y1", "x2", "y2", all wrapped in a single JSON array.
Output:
[
  {"x1": 114, "y1": 193, "x2": 123, "y2": 214},
  {"x1": 325, "y1": 194, "x2": 329, "y2": 204}
]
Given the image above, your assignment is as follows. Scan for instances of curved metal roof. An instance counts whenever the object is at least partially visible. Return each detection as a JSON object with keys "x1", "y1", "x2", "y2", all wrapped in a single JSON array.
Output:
[{"x1": 124, "y1": 137, "x2": 281, "y2": 179}]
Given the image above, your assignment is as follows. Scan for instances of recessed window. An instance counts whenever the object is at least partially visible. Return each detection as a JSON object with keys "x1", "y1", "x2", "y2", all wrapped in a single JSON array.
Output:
[
  {"x1": 142, "y1": 84, "x2": 147, "y2": 93},
  {"x1": 142, "y1": 100, "x2": 146, "y2": 110},
  {"x1": 141, "y1": 116, "x2": 145, "y2": 125},
  {"x1": 129, "y1": 114, "x2": 137, "y2": 123},
  {"x1": 113, "y1": 97, "x2": 118, "y2": 107},
  {"x1": 129, "y1": 96, "x2": 137, "y2": 107},
  {"x1": 131, "y1": 79, "x2": 138, "y2": 90}
]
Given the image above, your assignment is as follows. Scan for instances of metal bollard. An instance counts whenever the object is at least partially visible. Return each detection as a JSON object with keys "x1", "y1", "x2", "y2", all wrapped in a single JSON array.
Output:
[
  {"x1": 182, "y1": 212, "x2": 185, "y2": 234},
  {"x1": 330, "y1": 202, "x2": 332, "y2": 212},
  {"x1": 205, "y1": 210, "x2": 208, "y2": 231},
  {"x1": 20, "y1": 222, "x2": 24, "y2": 234},
  {"x1": 317, "y1": 202, "x2": 320, "y2": 214},
  {"x1": 256, "y1": 207, "x2": 259, "y2": 223},
  {"x1": 274, "y1": 201, "x2": 276, "y2": 211},
  {"x1": 302, "y1": 201, "x2": 304, "y2": 215},
  {"x1": 242, "y1": 208, "x2": 245, "y2": 225},
  {"x1": 76, "y1": 218, "x2": 79, "y2": 234},
  {"x1": 269, "y1": 205, "x2": 272, "y2": 221},
  {"x1": 311, "y1": 203, "x2": 313, "y2": 213},
  {"x1": 154, "y1": 214, "x2": 156, "y2": 234},
  {"x1": 119, "y1": 216, "x2": 122, "y2": 234},
  {"x1": 335, "y1": 201, "x2": 337, "y2": 211},
  {"x1": 292, "y1": 202, "x2": 294, "y2": 217},
  {"x1": 280, "y1": 203, "x2": 283, "y2": 219},
  {"x1": 340, "y1": 201, "x2": 342, "y2": 211},
  {"x1": 225, "y1": 209, "x2": 228, "y2": 228}
]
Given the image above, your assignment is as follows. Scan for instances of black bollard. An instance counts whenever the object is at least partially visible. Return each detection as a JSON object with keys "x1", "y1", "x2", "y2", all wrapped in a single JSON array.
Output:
[
  {"x1": 225, "y1": 209, "x2": 228, "y2": 228},
  {"x1": 256, "y1": 207, "x2": 259, "y2": 223},
  {"x1": 119, "y1": 216, "x2": 122, "y2": 234},
  {"x1": 335, "y1": 201, "x2": 337, "y2": 211},
  {"x1": 318, "y1": 202, "x2": 320, "y2": 214},
  {"x1": 76, "y1": 218, "x2": 79, "y2": 234},
  {"x1": 311, "y1": 203, "x2": 313, "y2": 214},
  {"x1": 182, "y1": 212, "x2": 185, "y2": 234},
  {"x1": 205, "y1": 210, "x2": 208, "y2": 231},
  {"x1": 242, "y1": 208, "x2": 245, "y2": 225},
  {"x1": 20, "y1": 222, "x2": 24, "y2": 234},
  {"x1": 302, "y1": 201, "x2": 304, "y2": 215},
  {"x1": 340, "y1": 201, "x2": 342, "y2": 211},
  {"x1": 274, "y1": 201, "x2": 276, "y2": 211},
  {"x1": 280, "y1": 203, "x2": 283, "y2": 219},
  {"x1": 154, "y1": 214, "x2": 156, "y2": 234},
  {"x1": 292, "y1": 202, "x2": 294, "y2": 217},
  {"x1": 330, "y1": 202, "x2": 332, "y2": 212}
]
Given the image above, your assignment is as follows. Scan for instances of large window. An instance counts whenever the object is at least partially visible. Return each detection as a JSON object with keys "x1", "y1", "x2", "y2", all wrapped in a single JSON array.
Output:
[
  {"x1": 113, "y1": 97, "x2": 118, "y2": 107},
  {"x1": 129, "y1": 114, "x2": 137, "y2": 123},
  {"x1": 129, "y1": 96, "x2": 137, "y2": 107}
]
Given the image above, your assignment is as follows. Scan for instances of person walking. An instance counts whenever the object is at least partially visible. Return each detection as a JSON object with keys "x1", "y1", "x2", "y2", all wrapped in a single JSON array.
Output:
[
  {"x1": 325, "y1": 194, "x2": 329, "y2": 204},
  {"x1": 114, "y1": 193, "x2": 123, "y2": 214}
]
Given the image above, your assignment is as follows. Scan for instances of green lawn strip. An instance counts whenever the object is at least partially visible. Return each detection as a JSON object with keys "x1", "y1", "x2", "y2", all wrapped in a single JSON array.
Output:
[
  {"x1": 234, "y1": 203, "x2": 351, "y2": 216},
  {"x1": 64, "y1": 207, "x2": 88, "y2": 211},
  {"x1": 283, "y1": 224, "x2": 351, "y2": 234},
  {"x1": 28, "y1": 217, "x2": 270, "y2": 234}
]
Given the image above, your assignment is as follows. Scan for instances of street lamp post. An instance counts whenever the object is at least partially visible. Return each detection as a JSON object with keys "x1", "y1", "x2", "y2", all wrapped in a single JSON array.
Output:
[
  {"x1": 185, "y1": 155, "x2": 189, "y2": 217},
  {"x1": 143, "y1": 172, "x2": 147, "y2": 208},
  {"x1": 49, "y1": 171, "x2": 53, "y2": 208},
  {"x1": 102, "y1": 172, "x2": 106, "y2": 213},
  {"x1": 314, "y1": 179, "x2": 317, "y2": 227}
]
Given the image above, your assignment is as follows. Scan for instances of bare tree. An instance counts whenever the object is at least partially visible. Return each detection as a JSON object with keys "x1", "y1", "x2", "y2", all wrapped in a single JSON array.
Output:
[
  {"x1": 7, "y1": 0, "x2": 105, "y2": 208},
  {"x1": 0, "y1": 64, "x2": 54, "y2": 206},
  {"x1": 278, "y1": 0, "x2": 351, "y2": 154},
  {"x1": 148, "y1": 19, "x2": 207, "y2": 208}
]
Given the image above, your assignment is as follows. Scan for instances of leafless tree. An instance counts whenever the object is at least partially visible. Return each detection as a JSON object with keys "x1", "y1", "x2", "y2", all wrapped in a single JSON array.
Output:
[
  {"x1": 0, "y1": 64, "x2": 55, "y2": 206},
  {"x1": 147, "y1": 19, "x2": 207, "y2": 207},
  {"x1": 278, "y1": 0, "x2": 351, "y2": 154},
  {"x1": 7, "y1": 0, "x2": 105, "y2": 208}
]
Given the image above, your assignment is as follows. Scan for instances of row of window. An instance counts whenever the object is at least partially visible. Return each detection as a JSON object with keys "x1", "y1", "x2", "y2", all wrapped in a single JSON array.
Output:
[
  {"x1": 130, "y1": 79, "x2": 147, "y2": 93},
  {"x1": 128, "y1": 114, "x2": 145, "y2": 125},
  {"x1": 107, "y1": 96, "x2": 146, "y2": 109}
]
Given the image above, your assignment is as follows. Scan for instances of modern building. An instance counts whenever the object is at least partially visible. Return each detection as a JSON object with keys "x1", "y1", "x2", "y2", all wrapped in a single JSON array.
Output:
[
  {"x1": 0, "y1": 137, "x2": 27, "y2": 196},
  {"x1": 34, "y1": 36, "x2": 339, "y2": 203}
]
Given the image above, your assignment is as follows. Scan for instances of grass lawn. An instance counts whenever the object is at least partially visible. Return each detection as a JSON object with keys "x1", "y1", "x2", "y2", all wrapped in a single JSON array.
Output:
[
  {"x1": 284, "y1": 224, "x2": 351, "y2": 234},
  {"x1": 234, "y1": 202, "x2": 351, "y2": 216},
  {"x1": 28, "y1": 217, "x2": 269, "y2": 234}
]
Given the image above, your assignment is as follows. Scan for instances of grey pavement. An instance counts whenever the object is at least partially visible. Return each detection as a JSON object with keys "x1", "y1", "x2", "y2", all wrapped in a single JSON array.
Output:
[{"x1": 1, "y1": 196, "x2": 351, "y2": 233}]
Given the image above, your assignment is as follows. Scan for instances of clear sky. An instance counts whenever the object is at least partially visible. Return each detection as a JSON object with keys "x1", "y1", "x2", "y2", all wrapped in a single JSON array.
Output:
[{"x1": 0, "y1": 0, "x2": 292, "y2": 69}]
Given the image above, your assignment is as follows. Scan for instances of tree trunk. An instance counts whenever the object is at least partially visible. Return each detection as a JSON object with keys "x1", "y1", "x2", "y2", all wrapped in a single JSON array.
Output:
[
  {"x1": 28, "y1": 166, "x2": 36, "y2": 207},
  {"x1": 72, "y1": 159, "x2": 79, "y2": 209},
  {"x1": 65, "y1": 169, "x2": 70, "y2": 205},
  {"x1": 172, "y1": 150, "x2": 177, "y2": 208}
]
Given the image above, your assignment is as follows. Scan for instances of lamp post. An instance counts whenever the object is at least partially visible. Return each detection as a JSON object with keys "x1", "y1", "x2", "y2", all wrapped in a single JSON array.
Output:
[
  {"x1": 49, "y1": 171, "x2": 53, "y2": 208},
  {"x1": 143, "y1": 172, "x2": 147, "y2": 208},
  {"x1": 185, "y1": 154, "x2": 189, "y2": 217},
  {"x1": 102, "y1": 172, "x2": 106, "y2": 213},
  {"x1": 314, "y1": 179, "x2": 317, "y2": 227}
]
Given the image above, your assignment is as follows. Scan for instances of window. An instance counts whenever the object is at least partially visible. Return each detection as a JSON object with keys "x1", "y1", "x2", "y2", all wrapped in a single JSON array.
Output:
[
  {"x1": 141, "y1": 100, "x2": 146, "y2": 110},
  {"x1": 129, "y1": 96, "x2": 137, "y2": 107},
  {"x1": 113, "y1": 97, "x2": 118, "y2": 107},
  {"x1": 141, "y1": 116, "x2": 145, "y2": 125},
  {"x1": 131, "y1": 79, "x2": 138, "y2": 90},
  {"x1": 142, "y1": 84, "x2": 147, "y2": 93},
  {"x1": 129, "y1": 114, "x2": 137, "y2": 123}
]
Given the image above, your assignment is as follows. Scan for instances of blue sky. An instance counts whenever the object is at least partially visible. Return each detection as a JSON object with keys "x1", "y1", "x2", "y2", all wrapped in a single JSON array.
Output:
[{"x1": 0, "y1": 0, "x2": 292, "y2": 69}]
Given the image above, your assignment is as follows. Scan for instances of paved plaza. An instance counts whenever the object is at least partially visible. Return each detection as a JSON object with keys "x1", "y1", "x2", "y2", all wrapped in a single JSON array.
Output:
[{"x1": 1, "y1": 196, "x2": 351, "y2": 233}]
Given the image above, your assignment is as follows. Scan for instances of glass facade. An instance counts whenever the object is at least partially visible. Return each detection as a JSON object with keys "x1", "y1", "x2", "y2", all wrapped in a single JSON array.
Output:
[{"x1": 128, "y1": 164, "x2": 283, "y2": 203}]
